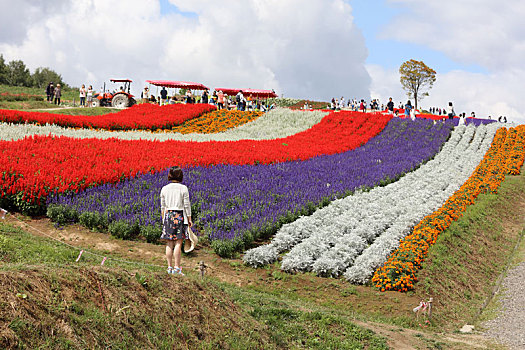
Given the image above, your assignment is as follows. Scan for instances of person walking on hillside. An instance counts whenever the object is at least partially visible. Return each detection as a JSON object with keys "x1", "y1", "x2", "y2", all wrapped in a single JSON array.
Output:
[
  {"x1": 359, "y1": 99, "x2": 366, "y2": 112},
  {"x1": 404, "y1": 100, "x2": 412, "y2": 117},
  {"x1": 236, "y1": 90, "x2": 244, "y2": 110},
  {"x1": 447, "y1": 102, "x2": 455, "y2": 120},
  {"x1": 46, "y1": 82, "x2": 54, "y2": 103},
  {"x1": 160, "y1": 86, "x2": 168, "y2": 105},
  {"x1": 79, "y1": 84, "x2": 86, "y2": 107},
  {"x1": 217, "y1": 90, "x2": 225, "y2": 110},
  {"x1": 54, "y1": 84, "x2": 62, "y2": 105},
  {"x1": 142, "y1": 86, "x2": 149, "y2": 104},
  {"x1": 201, "y1": 90, "x2": 209, "y2": 104},
  {"x1": 160, "y1": 166, "x2": 193, "y2": 276},
  {"x1": 86, "y1": 85, "x2": 93, "y2": 107},
  {"x1": 410, "y1": 106, "x2": 416, "y2": 121},
  {"x1": 185, "y1": 90, "x2": 193, "y2": 104},
  {"x1": 387, "y1": 97, "x2": 394, "y2": 114}
]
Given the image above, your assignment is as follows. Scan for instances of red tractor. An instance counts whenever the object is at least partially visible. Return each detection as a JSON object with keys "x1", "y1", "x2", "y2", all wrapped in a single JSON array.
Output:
[{"x1": 91, "y1": 79, "x2": 136, "y2": 108}]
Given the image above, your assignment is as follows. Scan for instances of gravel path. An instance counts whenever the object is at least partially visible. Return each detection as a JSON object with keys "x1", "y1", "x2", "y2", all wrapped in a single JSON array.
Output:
[{"x1": 483, "y1": 258, "x2": 525, "y2": 349}]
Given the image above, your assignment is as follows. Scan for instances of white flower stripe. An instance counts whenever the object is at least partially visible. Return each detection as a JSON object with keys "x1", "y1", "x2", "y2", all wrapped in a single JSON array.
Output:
[{"x1": 0, "y1": 108, "x2": 327, "y2": 142}]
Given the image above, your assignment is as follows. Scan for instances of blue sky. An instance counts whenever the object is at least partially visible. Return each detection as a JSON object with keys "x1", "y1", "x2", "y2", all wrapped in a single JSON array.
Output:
[
  {"x1": 159, "y1": 0, "x2": 196, "y2": 17},
  {"x1": 350, "y1": 0, "x2": 487, "y2": 74}
]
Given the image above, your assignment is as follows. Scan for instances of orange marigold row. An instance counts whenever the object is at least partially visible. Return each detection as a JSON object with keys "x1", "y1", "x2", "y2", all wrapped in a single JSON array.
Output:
[
  {"x1": 372, "y1": 125, "x2": 525, "y2": 292},
  {"x1": 506, "y1": 125, "x2": 525, "y2": 175},
  {"x1": 165, "y1": 110, "x2": 263, "y2": 134}
]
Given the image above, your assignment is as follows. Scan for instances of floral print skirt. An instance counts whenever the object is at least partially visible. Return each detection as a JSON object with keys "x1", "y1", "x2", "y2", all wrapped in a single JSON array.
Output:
[{"x1": 160, "y1": 210, "x2": 188, "y2": 241}]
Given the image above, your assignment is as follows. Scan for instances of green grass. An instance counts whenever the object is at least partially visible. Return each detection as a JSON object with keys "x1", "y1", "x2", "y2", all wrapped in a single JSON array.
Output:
[
  {"x1": 0, "y1": 222, "x2": 389, "y2": 349},
  {"x1": 219, "y1": 282, "x2": 389, "y2": 349},
  {"x1": 0, "y1": 84, "x2": 80, "y2": 110},
  {"x1": 0, "y1": 83, "x2": 77, "y2": 100},
  {"x1": 0, "y1": 84, "x2": 48, "y2": 96},
  {"x1": 416, "y1": 170, "x2": 525, "y2": 329}
]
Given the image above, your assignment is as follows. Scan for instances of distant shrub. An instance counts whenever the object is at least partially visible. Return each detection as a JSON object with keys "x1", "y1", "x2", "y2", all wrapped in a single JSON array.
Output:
[{"x1": 108, "y1": 220, "x2": 139, "y2": 240}]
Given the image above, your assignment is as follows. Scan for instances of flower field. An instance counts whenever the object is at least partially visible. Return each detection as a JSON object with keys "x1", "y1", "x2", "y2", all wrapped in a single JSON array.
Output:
[
  {"x1": 0, "y1": 103, "x2": 216, "y2": 130},
  {"x1": 47, "y1": 118, "x2": 453, "y2": 255},
  {"x1": 168, "y1": 110, "x2": 262, "y2": 134},
  {"x1": 1, "y1": 101, "x2": 523, "y2": 292},
  {"x1": 0, "y1": 108, "x2": 327, "y2": 142},
  {"x1": 372, "y1": 124, "x2": 525, "y2": 291},
  {"x1": 244, "y1": 124, "x2": 499, "y2": 273},
  {"x1": 0, "y1": 110, "x2": 389, "y2": 213}
]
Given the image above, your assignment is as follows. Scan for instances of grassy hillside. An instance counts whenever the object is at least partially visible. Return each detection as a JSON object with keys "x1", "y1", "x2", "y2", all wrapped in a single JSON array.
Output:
[
  {"x1": 0, "y1": 84, "x2": 85, "y2": 110},
  {"x1": 0, "y1": 224, "x2": 389, "y2": 349},
  {"x1": 416, "y1": 170, "x2": 525, "y2": 329}
]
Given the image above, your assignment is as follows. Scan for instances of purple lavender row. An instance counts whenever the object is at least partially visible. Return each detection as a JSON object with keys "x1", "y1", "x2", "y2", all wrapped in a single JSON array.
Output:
[
  {"x1": 452, "y1": 118, "x2": 496, "y2": 126},
  {"x1": 48, "y1": 118, "x2": 454, "y2": 256}
]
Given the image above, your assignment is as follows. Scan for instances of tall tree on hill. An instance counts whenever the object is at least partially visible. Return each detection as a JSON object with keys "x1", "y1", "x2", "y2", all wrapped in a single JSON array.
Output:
[
  {"x1": 32, "y1": 67, "x2": 67, "y2": 89},
  {"x1": 0, "y1": 55, "x2": 7, "y2": 84},
  {"x1": 399, "y1": 59, "x2": 436, "y2": 110},
  {"x1": 5, "y1": 60, "x2": 32, "y2": 87}
]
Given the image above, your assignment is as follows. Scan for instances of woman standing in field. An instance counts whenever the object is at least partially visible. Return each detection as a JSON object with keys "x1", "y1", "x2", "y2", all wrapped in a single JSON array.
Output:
[
  {"x1": 86, "y1": 85, "x2": 93, "y2": 107},
  {"x1": 160, "y1": 166, "x2": 193, "y2": 276},
  {"x1": 79, "y1": 84, "x2": 86, "y2": 107},
  {"x1": 54, "y1": 84, "x2": 62, "y2": 105}
]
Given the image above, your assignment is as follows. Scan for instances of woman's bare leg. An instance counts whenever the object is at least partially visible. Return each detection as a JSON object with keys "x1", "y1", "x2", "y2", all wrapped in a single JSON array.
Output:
[
  {"x1": 174, "y1": 239, "x2": 183, "y2": 269},
  {"x1": 165, "y1": 241, "x2": 175, "y2": 268}
]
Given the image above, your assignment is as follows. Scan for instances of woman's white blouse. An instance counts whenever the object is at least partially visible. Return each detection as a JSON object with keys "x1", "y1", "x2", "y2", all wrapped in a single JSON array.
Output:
[{"x1": 160, "y1": 182, "x2": 192, "y2": 224}]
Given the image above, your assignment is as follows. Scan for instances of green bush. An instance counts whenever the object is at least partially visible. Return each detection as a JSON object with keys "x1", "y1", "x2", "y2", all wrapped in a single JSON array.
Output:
[
  {"x1": 46, "y1": 204, "x2": 78, "y2": 225},
  {"x1": 212, "y1": 239, "x2": 235, "y2": 258},
  {"x1": 140, "y1": 225, "x2": 161, "y2": 244},
  {"x1": 78, "y1": 211, "x2": 107, "y2": 231},
  {"x1": 108, "y1": 220, "x2": 139, "y2": 240}
]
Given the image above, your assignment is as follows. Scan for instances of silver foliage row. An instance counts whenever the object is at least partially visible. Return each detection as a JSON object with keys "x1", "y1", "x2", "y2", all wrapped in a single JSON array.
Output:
[{"x1": 243, "y1": 123, "x2": 500, "y2": 284}]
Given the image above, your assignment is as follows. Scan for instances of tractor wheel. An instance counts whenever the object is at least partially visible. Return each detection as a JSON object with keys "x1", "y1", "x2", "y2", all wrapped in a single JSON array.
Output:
[
  {"x1": 112, "y1": 94, "x2": 129, "y2": 109},
  {"x1": 91, "y1": 99, "x2": 100, "y2": 108},
  {"x1": 129, "y1": 98, "x2": 136, "y2": 107}
]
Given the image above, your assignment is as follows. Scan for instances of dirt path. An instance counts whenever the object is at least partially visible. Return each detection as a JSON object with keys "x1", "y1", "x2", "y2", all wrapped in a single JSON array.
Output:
[{"x1": 353, "y1": 320, "x2": 497, "y2": 350}]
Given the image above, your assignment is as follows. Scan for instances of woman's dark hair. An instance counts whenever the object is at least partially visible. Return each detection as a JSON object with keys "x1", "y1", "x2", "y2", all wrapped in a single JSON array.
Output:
[{"x1": 168, "y1": 166, "x2": 183, "y2": 182}]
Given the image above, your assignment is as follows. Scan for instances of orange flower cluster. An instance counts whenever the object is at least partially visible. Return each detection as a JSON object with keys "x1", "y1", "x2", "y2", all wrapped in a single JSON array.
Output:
[
  {"x1": 505, "y1": 125, "x2": 525, "y2": 175},
  {"x1": 372, "y1": 126, "x2": 525, "y2": 292},
  {"x1": 166, "y1": 110, "x2": 262, "y2": 134}
]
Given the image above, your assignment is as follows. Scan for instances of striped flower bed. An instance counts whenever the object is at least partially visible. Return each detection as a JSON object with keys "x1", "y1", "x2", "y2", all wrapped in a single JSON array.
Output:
[
  {"x1": 244, "y1": 124, "x2": 500, "y2": 282},
  {"x1": 47, "y1": 118, "x2": 453, "y2": 256},
  {"x1": 0, "y1": 109, "x2": 327, "y2": 142},
  {"x1": 372, "y1": 125, "x2": 525, "y2": 291}
]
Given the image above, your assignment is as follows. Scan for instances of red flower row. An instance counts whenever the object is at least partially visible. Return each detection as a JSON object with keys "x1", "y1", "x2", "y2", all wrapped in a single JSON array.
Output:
[
  {"x1": 0, "y1": 112, "x2": 391, "y2": 208},
  {"x1": 0, "y1": 103, "x2": 216, "y2": 131}
]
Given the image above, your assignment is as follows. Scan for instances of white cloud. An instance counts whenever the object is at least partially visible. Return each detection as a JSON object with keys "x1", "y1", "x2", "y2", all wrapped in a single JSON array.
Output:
[
  {"x1": 0, "y1": 0, "x2": 370, "y2": 101},
  {"x1": 383, "y1": 0, "x2": 525, "y2": 72},
  {"x1": 369, "y1": 0, "x2": 525, "y2": 123}
]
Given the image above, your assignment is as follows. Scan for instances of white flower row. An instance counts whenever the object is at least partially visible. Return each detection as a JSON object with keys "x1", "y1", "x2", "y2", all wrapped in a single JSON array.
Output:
[
  {"x1": 0, "y1": 108, "x2": 327, "y2": 142},
  {"x1": 244, "y1": 124, "x2": 501, "y2": 285}
]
